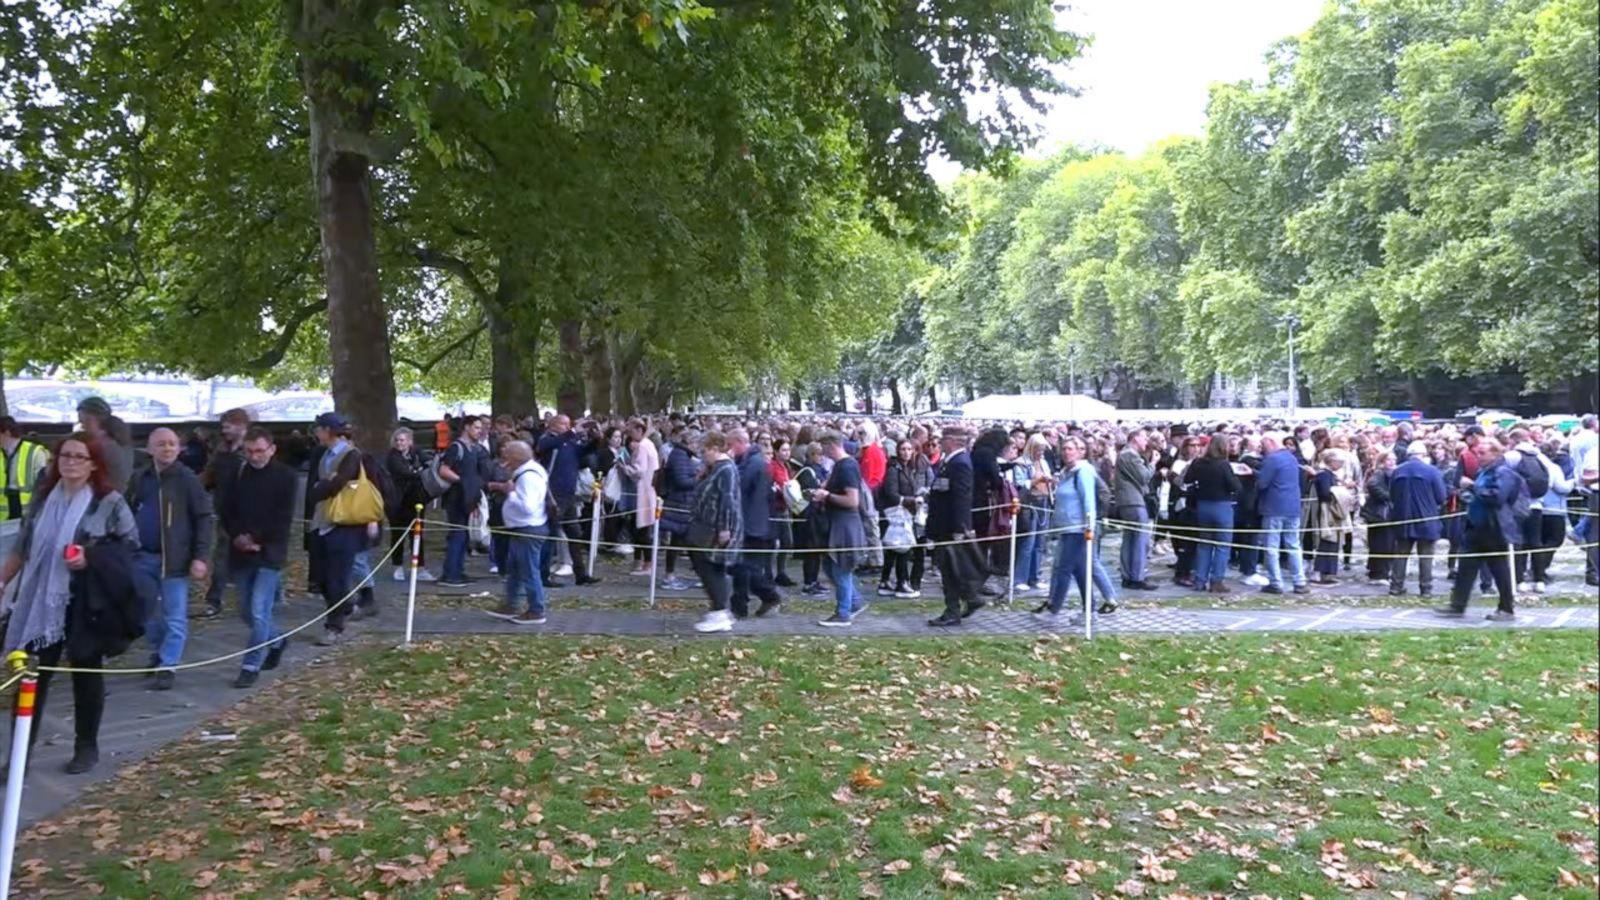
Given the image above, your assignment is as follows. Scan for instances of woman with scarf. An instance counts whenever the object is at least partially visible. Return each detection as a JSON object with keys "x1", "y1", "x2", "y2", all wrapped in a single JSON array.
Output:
[
  {"x1": 0, "y1": 434, "x2": 139, "y2": 775},
  {"x1": 689, "y1": 432, "x2": 743, "y2": 634}
]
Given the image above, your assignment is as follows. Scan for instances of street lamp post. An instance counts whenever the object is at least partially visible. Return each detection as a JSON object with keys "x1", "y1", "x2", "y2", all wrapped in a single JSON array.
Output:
[{"x1": 1285, "y1": 316, "x2": 1298, "y2": 419}]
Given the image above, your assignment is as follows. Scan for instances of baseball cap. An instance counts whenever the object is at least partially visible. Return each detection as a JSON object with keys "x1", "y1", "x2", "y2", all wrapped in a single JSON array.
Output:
[{"x1": 313, "y1": 412, "x2": 350, "y2": 431}]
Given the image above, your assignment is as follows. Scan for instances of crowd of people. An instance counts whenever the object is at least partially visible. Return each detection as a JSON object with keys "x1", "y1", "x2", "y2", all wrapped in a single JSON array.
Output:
[{"x1": 0, "y1": 398, "x2": 1596, "y2": 774}]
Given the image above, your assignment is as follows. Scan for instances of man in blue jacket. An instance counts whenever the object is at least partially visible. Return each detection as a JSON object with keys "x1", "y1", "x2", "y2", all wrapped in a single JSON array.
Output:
[
  {"x1": 536, "y1": 415, "x2": 601, "y2": 587},
  {"x1": 1439, "y1": 438, "x2": 1528, "y2": 621},
  {"x1": 1387, "y1": 442, "x2": 1448, "y2": 596},
  {"x1": 728, "y1": 429, "x2": 782, "y2": 617},
  {"x1": 1254, "y1": 432, "x2": 1309, "y2": 595}
]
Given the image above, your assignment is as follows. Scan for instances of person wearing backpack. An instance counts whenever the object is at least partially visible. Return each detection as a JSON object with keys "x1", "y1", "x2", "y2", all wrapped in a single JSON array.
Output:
[
  {"x1": 435, "y1": 416, "x2": 487, "y2": 587},
  {"x1": 1503, "y1": 429, "x2": 1551, "y2": 591},
  {"x1": 1438, "y1": 438, "x2": 1528, "y2": 621},
  {"x1": 1526, "y1": 438, "x2": 1575, "y2": 593}
]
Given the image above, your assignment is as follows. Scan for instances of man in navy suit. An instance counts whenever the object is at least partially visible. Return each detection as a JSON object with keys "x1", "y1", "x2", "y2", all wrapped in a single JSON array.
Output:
[{"x1": 926, "y1": 426, "x2": 985, "y2": 626}]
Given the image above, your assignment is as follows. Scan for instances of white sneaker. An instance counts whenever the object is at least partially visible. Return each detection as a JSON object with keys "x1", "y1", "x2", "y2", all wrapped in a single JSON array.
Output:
[
  {"x1": 1243, "y1": 573, "x2": 1270, "y2": 588},
  {"x1": 693, "y1": 610, "x2": 734, "y2": 633},
  {"x1": 392, "y1": 567, "x2": 407, "y2": 582},
  {"x1": 554, "y1": 563, "x2": 574, "y2": 578},
  {"x1": 416, "y1": 569, "x2": 437, "y2": 583},
  {"x1": 488, "y1": 565, "x2": 500, "y2": 576},
  {"x1": 1534, "y1": 581, "x2": 1547, "y2": 594},
  {"x1": 1516, "y1": 582, "x2": 1533, "y2": 594}
]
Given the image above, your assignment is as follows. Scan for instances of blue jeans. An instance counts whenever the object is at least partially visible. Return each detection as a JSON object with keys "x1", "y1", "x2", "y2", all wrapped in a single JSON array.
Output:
[
  {"x1": 138, "y1": 553, "x2": 190, "y2": 668},
  {"x1": 443, "y1": 524, "x2": 469, "y2": 582},
  {"x1": 505, "y1": 524, "x2": 549, "y2": 616},
  {"x1": 1047, "y1": 532, "x2": 1088, "y2": 612},
  {"x1": 1262, "y1": 514, "x2": 1306, "y2": 589},
  {"x1": 826, "y1": 558, "x2": 863, "y2": 618},
  {"x1": 1015, "y1": 527, "x2": 1044, "y2": 586},
  {"x1": 1118, "y1": 505, "x2": 1150, "y2": 583},
  {"x1": 1194, "y1": 500, "x2": 1235, "y2": 587},
  {"x1": 237, "y1": 565, "x2": 284, "y2": 672}
]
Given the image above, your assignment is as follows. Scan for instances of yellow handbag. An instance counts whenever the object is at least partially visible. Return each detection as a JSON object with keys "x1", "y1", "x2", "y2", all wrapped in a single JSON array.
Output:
[{"x1": 327, "y1": 467, "x2": 386, "y2": 526}]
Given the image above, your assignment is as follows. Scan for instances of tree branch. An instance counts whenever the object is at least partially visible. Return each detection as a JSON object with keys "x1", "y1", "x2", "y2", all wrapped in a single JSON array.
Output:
[
  {"x1": 409, "y1": 245, "x2": 495, "y2": 307},
  {"x1": 396, "y1": 321, "x2": 489, "y2": 375},
  {"x1": 215, "y1": 295, "x2": 329, "y2": 376}
]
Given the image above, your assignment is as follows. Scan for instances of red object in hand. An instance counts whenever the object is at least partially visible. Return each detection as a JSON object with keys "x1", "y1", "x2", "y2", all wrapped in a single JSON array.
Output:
[{"x1": 64, "y1": 543, "x2": 83, "y2": 564}]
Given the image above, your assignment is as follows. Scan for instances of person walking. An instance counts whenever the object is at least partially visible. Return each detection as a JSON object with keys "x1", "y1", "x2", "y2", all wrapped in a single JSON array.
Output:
[
  {"x1": 222, "y1": 427, "x2": 296, "y2": 688},
  {"x1": 1387, "y1": 442, "x2": 1448, "y2": 597},
  {"x1": 490, "y1": 441, "x2": 552, "y2": 626},
  {"x1": 128, "y1": 427, "x2": 213, "y2": 690},
  {"x1": 1438, "y1": 439, "x2": 1529, "y2": 621},
  {"x1": 926, "y1": 427, "x2": 984, "y2": 627},
  {"x1": 306, "y1": 414, "x2": 382, "y2": 644},
  {"x1": 196, "y1": 407, "x2": 251, "y2": 618},
  {"x1": 0, "y1": 434, "x2": 145, "y2": 774},
  {"x1": 689, "y1": 432, "x2": 744, "y2": 634},
  {"x1": 728, "y1": 429, "x2": 783, "y2": 618}
]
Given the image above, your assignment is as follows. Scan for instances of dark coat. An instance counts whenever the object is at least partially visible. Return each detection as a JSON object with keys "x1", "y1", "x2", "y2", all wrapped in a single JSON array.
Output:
[
  {"x1": 71, "y1": 537, "x2": 156, "y2": 660},
  {"x1": 126, "y1": 462, "x2": 215, "y2": 576},
  {"x1": 927, "y1": 450, "x2": 975, "y2": 542},
  {"x1": 736, "y1": 448, "x2": 773, "y2": 541},
  {"x1": 1389, "y1": 458, "x2": 1447, "y2": 540},
  {"x1": 660, "y1": 443, "x2": 699, "y2": 537},
  {"x1": 1466, "y1": 461, "x2": 1529, "y2": 543}
]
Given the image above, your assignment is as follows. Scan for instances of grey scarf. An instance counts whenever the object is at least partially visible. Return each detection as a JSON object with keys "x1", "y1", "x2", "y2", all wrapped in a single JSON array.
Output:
[{"x1": 3, "y1": 486, "x2": 93, "y2": 654}]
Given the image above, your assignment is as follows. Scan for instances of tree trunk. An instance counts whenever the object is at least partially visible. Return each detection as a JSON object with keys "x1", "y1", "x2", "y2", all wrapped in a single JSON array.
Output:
[
  {"x1": 0, "y1": 363, "x2": 7, "y2": 417},
  {"x1": 888, "y1": 376, "x2": 903, "y2": 415},
  {"x1": 927, "y1": 384, "x2": 938, "y2": 410},
  {"x1": 836, "y1": 379, "x2": 847, "y2": 411},
  {"x1": 297, "y1": 1, "x2": 395, "y2": 453},
  {"x1": 964, "y1": 384, "x2": 976, "y2": 402},
  {"x1": 584, "y1": 324, "x2": 612, "y2": 418},
  {"x1": 788, "y1": 383, "x2": 802, "y2": 412},
  {"x1": 1192, "y1": 372, "x2": 1215, "y2": 409},
  {"x1": 609, "y1": 332, "x2": 643, "y2": 417},
  {"x1": 555, "y1": 318, "x2": 585, "y2": 418}
]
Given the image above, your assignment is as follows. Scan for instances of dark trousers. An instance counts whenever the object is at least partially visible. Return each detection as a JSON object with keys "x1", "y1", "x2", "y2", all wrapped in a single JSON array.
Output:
[
  {"x1": 796, "y1": 524, "x2": 822, "y2": 585},
  {"x1": 1449, "y1": 528, "x2": 1515, "y2": 613},
  {"x1": 690, "y1": 551, "x2": 733, "y2": 612},
  {"x1": 934, "y1": 539, "x2": 985, "y2": 618},
  {"x1": 317, "y1": 525, "x2": 364, "y2": 633},
  {"x1": 731, "y1": 536, "x2": 780, "y2": 615},
  {"x1": 203, "y1": 521, "x2": 231, "y2": 609},
  {"x1": 1531, "y1": 512, "x2": 1566, "y2": 582},
  {"x1": 1389, "y1": 537, "x2": 1436, "y2": 595},
  {"x1": 1365, "y1": 522, "x2": 1394, "y2": 581},
  {"x1": 31, "y1": 639, "x2": 104, "y2": 751},
  {"x1": 540, "y1": 496, "x2": 590, "y2": 579},
  {"x1": 1514, "y1": 514, "x2": 1543, "y2": 582},
  {"x1": 1588, "y1": 490, "x2": 1599, "y2": 582},
  {"x1": 389, "y1": 519, "x2": 424, "y2": 569}
]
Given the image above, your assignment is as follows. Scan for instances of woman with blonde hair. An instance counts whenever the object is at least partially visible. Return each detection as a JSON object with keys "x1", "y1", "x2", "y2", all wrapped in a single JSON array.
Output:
[{"x1": 1012, "y1": 433, "x2": 1053, "y2": 593}]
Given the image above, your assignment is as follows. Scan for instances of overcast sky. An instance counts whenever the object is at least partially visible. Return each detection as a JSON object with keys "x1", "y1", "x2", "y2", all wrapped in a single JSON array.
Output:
[{"x1": 929, "y1": 0, "x2": 1325, "y2": 179}]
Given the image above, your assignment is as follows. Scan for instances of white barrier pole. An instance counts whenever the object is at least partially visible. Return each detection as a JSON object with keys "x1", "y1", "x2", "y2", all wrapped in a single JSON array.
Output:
[
  {"x1": 1006, "y1": 500, "x2": 1019, "y2": 608},
  {"x1": 0, "y1": 652, "x2": 37, "y2": 899},
  {"x1": 588, "y1": 481, "x2": 602, "y2": 580},
  {"x1": 1083, "y1": 529, "x2": 1095, "y2": 641},
  {"x1": 648, "y1": 500, "x2": 663, "y2": 610},
  {"x1": 403, "y1": 506, "x2": 423, "y2": 646}
]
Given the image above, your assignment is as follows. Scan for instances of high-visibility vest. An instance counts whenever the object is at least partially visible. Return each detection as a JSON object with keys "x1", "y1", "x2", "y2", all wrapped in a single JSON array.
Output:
[{"x1": 2, "y1": 440, "x2": 48, "y2": 522}]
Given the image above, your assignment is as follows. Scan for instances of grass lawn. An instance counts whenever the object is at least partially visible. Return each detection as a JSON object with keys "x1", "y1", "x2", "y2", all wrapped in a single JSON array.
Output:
[{"x1": 24, "y1": 631, "x2": 1597, "y2": 899}]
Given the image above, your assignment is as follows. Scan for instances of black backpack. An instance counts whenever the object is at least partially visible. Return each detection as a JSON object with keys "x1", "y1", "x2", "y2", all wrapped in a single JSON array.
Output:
[{"x1": 1515, "y1": 452, "x2": 1549, "y2": 499}]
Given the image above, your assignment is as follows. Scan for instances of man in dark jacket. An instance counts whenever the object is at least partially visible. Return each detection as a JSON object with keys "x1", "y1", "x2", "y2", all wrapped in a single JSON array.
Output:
[
  {"x1": 1439, "y1": 438, "x2": 1528, "y2": 620},
  {"x1": 128, "y1": 427, "x2": 214, "y2": 689},
  {"x1": 1254, "y1": 432, "x2": 1309, "y2": 595},
  {"x1": 197, "y1": 407, "x2": 252, "y2": 619},
  {"x1": 536, "y1": 414, "x2": 601, "y2": 587},
  {"x1": 1388, "y1": 443, "x2": 1448, "y2": 597},
  {"x1": 221, "y1": 427, "x2": 297, "y2": 688},
  {"x1": 728, "y1": 429, "x2": 782, "y2": 617},
  {"x1": 927, "y1": 427, "x2": 984, "y2": 627}
]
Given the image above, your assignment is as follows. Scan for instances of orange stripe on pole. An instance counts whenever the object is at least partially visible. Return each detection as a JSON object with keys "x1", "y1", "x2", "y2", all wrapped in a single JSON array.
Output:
[{"x1": 15, "y1": 682, "x2": 35, "y2": 718}]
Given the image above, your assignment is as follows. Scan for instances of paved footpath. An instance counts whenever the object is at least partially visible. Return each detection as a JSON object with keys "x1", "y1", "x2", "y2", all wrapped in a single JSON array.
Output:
[{"x1": 9, "y1": 572, "x2": 1596, "y2": 829}]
